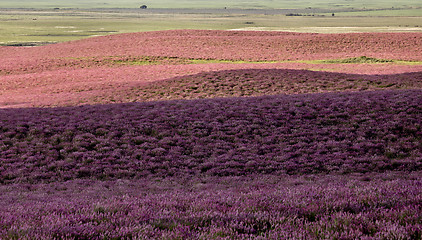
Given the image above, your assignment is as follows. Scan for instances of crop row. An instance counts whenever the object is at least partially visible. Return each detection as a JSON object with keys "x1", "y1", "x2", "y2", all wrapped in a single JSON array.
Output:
[
  {"x1": 0, "y1": 90, "x2": 421, "y2": 184},
  {"x1": 1, "y1": 173, "x2": 421, "y2": 239}
]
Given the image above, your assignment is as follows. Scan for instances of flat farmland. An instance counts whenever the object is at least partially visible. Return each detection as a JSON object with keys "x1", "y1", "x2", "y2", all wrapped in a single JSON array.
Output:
[
  {"x1": 0, "y1": 8, "x2": 422, "y2": 46},
  {"x1": 0, "y1": 1, "x2": 422, "y2": 236},
  {"x1": 0, "y1": 0, "x2": 422, "y2": 9}
]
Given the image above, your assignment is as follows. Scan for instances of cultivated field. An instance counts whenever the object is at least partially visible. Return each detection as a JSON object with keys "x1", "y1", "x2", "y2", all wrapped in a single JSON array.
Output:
[{"x1": 0, "y1": 28, "x2": 421, "y2": 239}]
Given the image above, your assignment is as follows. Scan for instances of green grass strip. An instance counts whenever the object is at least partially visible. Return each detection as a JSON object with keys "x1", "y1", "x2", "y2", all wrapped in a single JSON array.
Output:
[{"x1": 301, "y1": 56, "x2": 422, "y2": 65}]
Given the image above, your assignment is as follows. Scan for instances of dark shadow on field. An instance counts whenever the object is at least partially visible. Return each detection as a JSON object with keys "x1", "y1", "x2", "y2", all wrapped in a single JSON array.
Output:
[
  {"x1": 126, "y1": 68, "x2": 422, "y2": 102},
  {"x1": 0, "y1": 89, "x2": 421, "y2": 184}
]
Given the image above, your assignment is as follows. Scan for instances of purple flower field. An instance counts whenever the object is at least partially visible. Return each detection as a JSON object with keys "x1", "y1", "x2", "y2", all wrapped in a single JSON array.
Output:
[
  {"x1": 1, "y1": 173, "x2": 421, "y2": 239},
  {"x1": 1, "y1": 90, "x2": 421, "y2": 184},
  {"x1": 0, "y1": 89, "x2": 421, "y2": 238}
]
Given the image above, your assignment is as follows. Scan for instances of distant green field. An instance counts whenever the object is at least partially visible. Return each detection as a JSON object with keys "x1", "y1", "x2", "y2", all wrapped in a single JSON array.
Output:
[
  {"x1": 330, "y1": 8, "x2": 422, "y2": 17},
  {"x1": 0, "y1": 8, "x2": 421, "y2": 45},
  {"x1": 0, "y1": 1, "x2": 421, "y2": 46},
  {"x1": 0, "y1": 0, "x2": 421, "y2": 9}
]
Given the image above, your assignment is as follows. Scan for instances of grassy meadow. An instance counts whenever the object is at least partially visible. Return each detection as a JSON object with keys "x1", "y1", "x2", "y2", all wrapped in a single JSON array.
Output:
[
  {"x1": 0, "y1": 0, "x2": 421, "y2": 45},
  {"x1": 0, "y1": 0, "x2": 421, "y2": 9},
  {"x1": 0, "y1": 8, "x2": 421, "y2": 46}
]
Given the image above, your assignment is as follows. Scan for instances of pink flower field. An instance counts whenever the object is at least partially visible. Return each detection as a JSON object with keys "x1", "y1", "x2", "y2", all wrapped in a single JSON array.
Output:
[
  {"x1": 1, "y1": 30, "x2": 422, "y2": 108},
  {"x1": 0, "y1": 30, "x2": 421, "y2": 239}
]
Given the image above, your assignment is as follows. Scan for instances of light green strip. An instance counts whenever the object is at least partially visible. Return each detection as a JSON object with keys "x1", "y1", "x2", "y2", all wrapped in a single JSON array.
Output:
[
  {"x1": 298, "y1": 57, "x2": 422, "y2": 65},
  {"x1": 63, "y1": 55, "x2": 422, "y2": 66}
]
